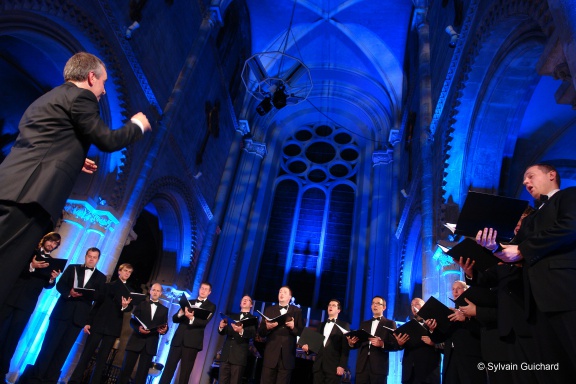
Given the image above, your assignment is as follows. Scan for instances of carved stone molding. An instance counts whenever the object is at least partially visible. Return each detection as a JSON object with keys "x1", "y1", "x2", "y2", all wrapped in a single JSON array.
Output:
[
  {"x1": 243, "y1": 139, "x2": 267, "y2": 158},
  {"x1": 372, "y1": 149, "x2": 394, "y2": 166},
  {"x1": 63, "y1": 200, "x2": 119, "y2": 232}
]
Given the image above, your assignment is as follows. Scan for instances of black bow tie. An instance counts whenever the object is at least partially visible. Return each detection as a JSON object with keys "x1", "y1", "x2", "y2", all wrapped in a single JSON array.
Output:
[
  {"x1": 279, "y1": 305, "x2": 288, "y2": 310},
  {"x1": 535, "y1": 194, "x2": 549, "y2": 208},
  {"x1": 327, "y1": 318, "x2": 336, "y2": 323},
  {"x1": 373, "y1": 317, "x2": 381, "y2": 321},
  {"x1": 241, "y1": 312, "x2": 249, "y2": 316},
  {"x1": 84, "y1": 266, "x2": 94, "y2": 271},
  {"x1": 151, "y1": 301, "x2": 158, "y2": 306},
  {"x1": 197, "y1": 300, "x2": 205, "y2": 304}
]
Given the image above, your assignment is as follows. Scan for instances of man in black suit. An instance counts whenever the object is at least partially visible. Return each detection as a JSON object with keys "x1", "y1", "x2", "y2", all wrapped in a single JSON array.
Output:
[
  {"x1": 494, "y1": 163, "x2": 576, "y2": 379},
  {"x1": 68, "y1": 263, "x2": 135, "y2": 384},
  {"x1": 27, "y1": 247, "x2": 107, "y2": 384},
  {"x1": 394, "y1": 298, "x2": 440, "y2": 384},
  {"x1": 347, "y1": 296, "x2": 400, "y2": 384},
  {"x1": 118, "y1": 283, "x2": 169, "y2": 384},
  {"x1": 0, "y1": 232, "x2": 62, "y2": 382},
  {"x1": 217, "y1": 295, "x2": 257, "y2": 384},
  {"x1": 0, "y1": 51, "x2": 151, "y2": 308},
  {"x1": 427, "y1": 281, "x2": 486, "y2": 384},
  {"x1": 257, "y1": 285, "x2": 304, "y2": 384},
  {"x1": 301, "y1": 299, "x2": 350, "y2": 384},
  {"x1": 158, "y1": 282, "x2": 216, "y2": 384}
]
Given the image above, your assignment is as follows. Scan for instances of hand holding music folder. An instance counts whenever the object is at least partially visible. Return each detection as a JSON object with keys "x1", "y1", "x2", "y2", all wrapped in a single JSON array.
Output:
[
  {"x1": 219, "y1": 313, "x2": 259, "y2": 328},
  {"x1": 299, "y1": 327, "x2": 325, "y2": 354},
  {"x1": 256, "y1": 310, "x2": 289, "y2": 327},
  {"x1": 72, "y1": 287, "x2": 96, "y2": 301},
  {"x1": 448, "y1": 191, "x2": 528, "y2": 242},
  {"x1": 132, "y1": 314, "x2": 166, "y2": 332},
  {"x1": 440, "y1": 238, "x2": 501, "y2": 272},
  {"x1": 394, "y1": 319, "x2": 430, "y2": 348},
  {"x1": 449, "y1": 285, "x2": 497, "y2": 308},
  {"x1": 34, "y1": 258, "x2": 67, "y2": 277},
  {"x1": 344, "y1": 329, "x2": 373, "y2": 344},
  {"x1": 178, "y1": 294, "x2": 213, "y2": 320},
  {"x1": 417, "y1": 296, "x2": 454, "y2": 333}
]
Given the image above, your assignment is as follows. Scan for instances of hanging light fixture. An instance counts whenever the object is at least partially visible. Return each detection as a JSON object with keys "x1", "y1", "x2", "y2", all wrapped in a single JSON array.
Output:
[{"x1": 242, "y1": 0, "x2": 313, "y2": 115}]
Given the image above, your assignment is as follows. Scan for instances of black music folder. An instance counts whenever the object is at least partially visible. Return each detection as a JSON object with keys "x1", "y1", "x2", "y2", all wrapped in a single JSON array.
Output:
[
  {"x1": 178, "y1": 294, "x2": 213, "y2": 320},
  {"x1": 299, "y1": 327, "x2": 325, "y2": 354},
  {"x1": 73, "y1": 287, "x2": 96, "y2": 301},
  {"x1": 394, "y1": 319, "x2": 430, "y2": 348},
  {"x1": 344, "y1": 329, "x2": 373, "y2": 344},
  {"x1": 417, "y1": 296, "x2": 454, "y2": 333},
  {"x1": 447, "y1": 191, "x2": 528, "y2": 242},
  {"x1": 34, "y1": 258, "x2": 67, "y2": 277},
  {"x1": 256, "y1": 310, "x2": 289, "y2": 327},
  {"x1": 449, "y1": 285, "x2": 498, "y2": 308},
  {"x1": 219, "y1": 313, "x2": 259, "y2": 328},
  {"x1": 129, "y1": 292, "x2": 147, "y2": 306},
  {"x1": 440, "y1": 238, "x2": 502, "y2": 272},
  {"x1": 132, "y1": 314, "x2": 166, "y2": 332}
]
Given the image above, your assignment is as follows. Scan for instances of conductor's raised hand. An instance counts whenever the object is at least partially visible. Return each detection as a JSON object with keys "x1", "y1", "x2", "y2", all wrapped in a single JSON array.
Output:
[
  {"x1": 81, "y1": 158, "x2": 98, "y2": 174},
  {"x1": 132, "y1": 112, "x2": 152, "y2": 132}
]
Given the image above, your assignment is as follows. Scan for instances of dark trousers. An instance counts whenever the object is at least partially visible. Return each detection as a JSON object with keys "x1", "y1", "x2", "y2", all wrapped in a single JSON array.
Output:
[
  {"x1": 158, "y1": 345, "x2": 199, "y2": 384},
  {"x1": 260, "y1": 357, "x2": 291, "y2": 384},
  {"x1": 218, "y1": 361, "x2": 246, "y2": 384},
  {"x1": 118, "y1": 349, "x2": 154, "y2": 384},
  {"x1": 442, "y1": 350, "x2": 486, "y2": 384},
  {"x1": 69, "y1": 332, "x2": 117, "y2": 384},
  {"x1": 0, "y1": 201, "x2": 51, "y2": 309},
  {"x1": 356, "y1": 360, "x2": 387, "y2": 384},
  {"x1": 313, "y1": 369, "x2": 341, "y2": 384},
  {"x1": 29, "y1": 319, "x2": 82, "y2": 384},
  {"x1": 0, "y1": 305, "x2": 33, "y2": 376},
  {"x1": 530, "y1": 308, "x2": 576, "y2": 384}
]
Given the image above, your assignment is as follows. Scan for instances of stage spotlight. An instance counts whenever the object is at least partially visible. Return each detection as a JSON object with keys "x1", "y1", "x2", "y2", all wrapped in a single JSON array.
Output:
[
  {"x1": 256, "y1": 97, "x2": 272, "y2": 116},
  {"x1": 272, "y1": 85, "x2": 287, "y2": 109},
  {"x1": 445, "y1": 25, "x2": 459, "y2": 48}
]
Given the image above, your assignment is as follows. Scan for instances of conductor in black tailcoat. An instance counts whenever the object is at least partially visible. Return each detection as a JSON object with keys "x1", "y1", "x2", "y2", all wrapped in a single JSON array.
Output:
[
  {"x1": 27, "y1": 247, "x2": 106, "y2": 384},
  {"x1": 301, "y1": 299, "x2": 350, "y2": 384},
  {"x1": 258, "y1": 286, "x2": 304, "y2": 384},
  {"x1": 158, "y1": 282, "x2": 216, "y2": 384},
  {"x1": 347, "y1": 296, "x2": 400, "y2": 384},
  {"x1": 118, "y1": 283, "x2": 169, "y2": 384},
  {"x1": 0, "y1": 52, "x2": 151, "y2": 309},
  {"x1": 217, "y1": 295, "x2": 257, "y2": 384}
]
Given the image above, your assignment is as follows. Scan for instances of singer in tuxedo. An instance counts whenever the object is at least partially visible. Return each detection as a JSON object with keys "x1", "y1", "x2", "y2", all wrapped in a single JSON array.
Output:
[
  {"x1": 347, "y1": 296, "x2": 400, "y2": 384},
  {"x1": 257, "y1": 286, "x2": 304, "y2": 384},
  {"x1": 27, "y1": 247, "x2": 106, "y2": 384},
  {"x1": 0, "y1": 52, "x2": 151, "y2": 309},
  {"x1": 394, "y1": 298, "x2": 440, "y2": 384},
  {"x1": 217, "y1": 295, "x2": 257, "y2": 384},
  {"x1": 427, "y1": 281, "x2": 486, "y2": 384},
  {"x1": 0, "y1": 232, "x2": 62, "y2": 382},
  {"x1": 301, "y1": 299, "x2": 350, "y2": 384},
  {"x1": 158, "y1": 282, "x2": 216, "y2": 384},
  {"x1": 493, "y1": 163, "x2": 576, "y2": 380},
  {"x1": 118, "y1": 283, "x2": 168, "y2": 384},
  {"x1": 68, "y1": 263, "x2": 135, "y2": 384}
]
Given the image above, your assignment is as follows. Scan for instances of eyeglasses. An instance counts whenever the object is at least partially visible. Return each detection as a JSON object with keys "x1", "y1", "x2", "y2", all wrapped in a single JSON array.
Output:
[{"x1": 371, "y1": 302, "x2": 384, "y2": 306}]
